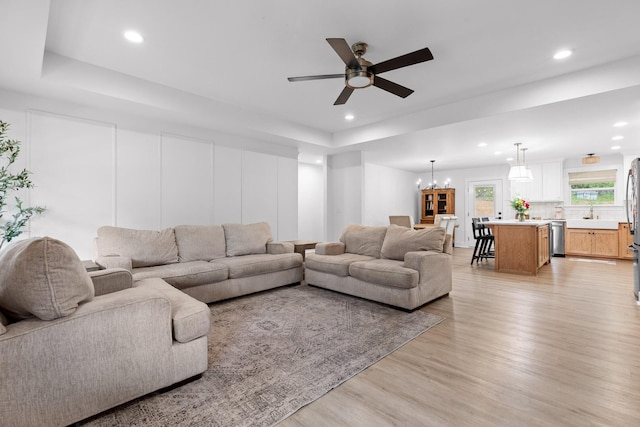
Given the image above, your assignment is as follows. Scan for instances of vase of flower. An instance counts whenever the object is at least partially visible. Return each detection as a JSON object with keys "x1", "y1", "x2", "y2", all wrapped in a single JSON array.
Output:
[{"x1": 511, "y1": 197, "x2": 530, "y2": 222}]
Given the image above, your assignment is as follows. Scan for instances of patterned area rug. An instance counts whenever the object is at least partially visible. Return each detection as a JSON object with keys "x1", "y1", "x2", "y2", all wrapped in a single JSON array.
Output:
[{"x1": 81, "y1": 284, "x2": 444, "y2": 427}]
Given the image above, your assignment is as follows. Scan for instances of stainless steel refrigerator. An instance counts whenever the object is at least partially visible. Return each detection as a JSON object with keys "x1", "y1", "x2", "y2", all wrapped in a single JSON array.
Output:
[{"x1": 626, "y1": 157, "x2": 639, "y2": 303}]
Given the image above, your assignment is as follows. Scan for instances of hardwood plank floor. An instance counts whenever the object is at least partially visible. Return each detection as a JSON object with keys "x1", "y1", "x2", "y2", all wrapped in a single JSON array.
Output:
[{"x1": 280, "y1": 248, "x2": 640, "y2": 426}]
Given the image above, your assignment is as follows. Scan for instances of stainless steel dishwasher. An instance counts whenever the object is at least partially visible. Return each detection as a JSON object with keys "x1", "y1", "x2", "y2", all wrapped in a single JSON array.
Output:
[{"x1": 551, "y1": 220, "x2": 565, "y2": 257}]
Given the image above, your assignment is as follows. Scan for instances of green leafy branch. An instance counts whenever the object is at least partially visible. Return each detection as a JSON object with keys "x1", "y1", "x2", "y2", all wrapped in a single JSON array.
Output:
[{"x1": 0, "y1": 120, "x2": 46, "y2": 249}]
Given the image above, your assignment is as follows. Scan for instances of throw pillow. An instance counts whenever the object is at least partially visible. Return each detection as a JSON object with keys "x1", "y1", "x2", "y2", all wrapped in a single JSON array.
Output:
[
  {"x1": 339, "y1": 224, "x2": 388, "y2": 258},
  {"x1": 222, "y1": 222, "x2": 273, "y2": 256},
  {"x1": 380, "y1": 224, "x2": 446, "y2": 261},
  {"x1": 0, "y1": 237, "x2": 94, "y2": 321},
  {"x1": 174, "y1": 225, "x2": 226, "y2": 262},
  {"x1": 96, "y1": 226, "x2": 179, "y2": 268}
]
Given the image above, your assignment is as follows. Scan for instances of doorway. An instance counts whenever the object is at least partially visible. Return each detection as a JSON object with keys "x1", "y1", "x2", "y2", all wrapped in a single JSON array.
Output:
[{"x1": 465, "y1": 179, "x2": 504, "y2": 245}]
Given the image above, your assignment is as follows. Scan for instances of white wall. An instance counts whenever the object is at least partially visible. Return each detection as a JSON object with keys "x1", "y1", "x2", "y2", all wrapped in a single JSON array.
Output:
[
  {"x1": 326, "y1": 152, "x2": 363, "y2": 240},
  {"x1": 363, "y1": 162, "x2": 418, "y2": 226},
  {"x1": 298, "y1": 162, "x2": 325, "y2": 241},
  {"x1": 0, "y1": 108, "x2": 299, "y2": 259}
]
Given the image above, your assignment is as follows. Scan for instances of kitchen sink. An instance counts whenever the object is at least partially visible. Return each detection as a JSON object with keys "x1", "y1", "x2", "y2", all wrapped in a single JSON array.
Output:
[{"x1": 565, "y1": 219, "x2": 620, "y2": 229}]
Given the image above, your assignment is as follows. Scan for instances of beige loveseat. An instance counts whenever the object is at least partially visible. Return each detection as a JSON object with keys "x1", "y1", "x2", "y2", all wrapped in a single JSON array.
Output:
[
  {"x1": 305, "y1": 224, "x2": 453, "y2": 310},
  {"x1": 94, "y1": 222, "x2": 303, "y2": 304},
  {"x1": 0, "y1": 237, "x2": 211, "y2": 427}
]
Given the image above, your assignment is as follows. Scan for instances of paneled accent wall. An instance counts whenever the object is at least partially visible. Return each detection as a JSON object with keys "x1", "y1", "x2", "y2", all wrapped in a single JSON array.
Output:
[{"x1": 22, "y1": 111, "x2": 297, "y2": 259}]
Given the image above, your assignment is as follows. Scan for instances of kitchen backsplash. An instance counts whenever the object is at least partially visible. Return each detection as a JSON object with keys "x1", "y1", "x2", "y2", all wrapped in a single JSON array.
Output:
[{"x1": 521, "y1": 200, "x2": 627, "y2": 221}]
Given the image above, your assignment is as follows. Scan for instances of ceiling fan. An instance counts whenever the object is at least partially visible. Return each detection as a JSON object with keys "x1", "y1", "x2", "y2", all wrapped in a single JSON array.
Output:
[{"x1": 287, "y1": 38, "x2": 434, "y2": 105}]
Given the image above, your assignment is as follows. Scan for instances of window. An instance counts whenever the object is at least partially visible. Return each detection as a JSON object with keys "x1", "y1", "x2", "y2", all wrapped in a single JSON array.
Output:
[{"x1": 568, "y1": 169, "x2": 616, "y2": 205}]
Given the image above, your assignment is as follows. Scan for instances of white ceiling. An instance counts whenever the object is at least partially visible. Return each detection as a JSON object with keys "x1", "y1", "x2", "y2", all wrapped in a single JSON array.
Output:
[{"x1": 1, "y1": 0, "x2": 640, "y2": 171}]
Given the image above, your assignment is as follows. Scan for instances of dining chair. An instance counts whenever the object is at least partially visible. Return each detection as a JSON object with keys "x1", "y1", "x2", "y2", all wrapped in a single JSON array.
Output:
[{"x1": 389, "y1": 215, "x2": 415, "y2": 228}]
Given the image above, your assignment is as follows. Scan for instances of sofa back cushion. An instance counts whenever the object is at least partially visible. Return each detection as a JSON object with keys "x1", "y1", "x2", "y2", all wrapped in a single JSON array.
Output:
[
  {"x1": 96, "y1": 226, "x2": 179, "y2": 268},
  {"x1": 339, "y1": 224, "x2": 388, "y2": 258},
  {"x1": 381, "y1": 224, "x2": 445, "y2": 261},
  {"x1": 174, "y1": 225, "x2": 226, "y2": 262},
  {"x1": 222, "y1": 222, "x2": 273, "y2": 256},
  {"x1": 0, "y1": 237, "x2": 94, "y2": 321},
  {"x1": 0, "y1": 310, "x2": 7, "y2": 335}
]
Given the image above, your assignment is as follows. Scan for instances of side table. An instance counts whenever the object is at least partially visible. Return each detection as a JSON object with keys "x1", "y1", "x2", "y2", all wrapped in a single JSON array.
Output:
[
  {"x1": 82, "y1": 260, "x2": 101, "y2": 272},
  {"x1": 287, "y1": 240, "x2": 318, "y2": 261}
]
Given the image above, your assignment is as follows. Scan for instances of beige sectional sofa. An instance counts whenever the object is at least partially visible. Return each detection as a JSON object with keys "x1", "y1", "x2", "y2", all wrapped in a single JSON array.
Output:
[
  {"x1": 94, "y1": 222, "x2": 304, "y2": 303},
  {"x1": 0, "y1": 237, "x2": 211, "y2": 427},
  {"x1": 305, "y1": 224, "x2": 453, "y2": 310}
]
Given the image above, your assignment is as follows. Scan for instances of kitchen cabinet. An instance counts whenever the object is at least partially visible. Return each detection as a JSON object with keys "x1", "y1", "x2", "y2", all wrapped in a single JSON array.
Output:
[
  {"x1": 542, "y1": 161, "x2": 563, "y2": 201},
  {"x1": 537, "y1": 225, "x2": 550, "y2": 268},
  {"x1": 510, "y1": 161, "x2": 563, "y2": 201},
  {"x1": 486, "y1": 220, "x2": 551, "y2": 275},
  {"x1": 565, "y1": 228, "x2": 619, "y2": 258},
  {"x1": 619, "y1": 222, "x2": 634, "y2": 260},
  {"x1": 420, "y1": 188, "x2": 455, "y2": 224}
]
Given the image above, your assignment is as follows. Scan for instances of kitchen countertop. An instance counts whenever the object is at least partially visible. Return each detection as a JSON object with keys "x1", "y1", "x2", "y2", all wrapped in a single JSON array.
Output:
[{"x1": 484, "y1": 219, "x2": 552, "y2": 226}]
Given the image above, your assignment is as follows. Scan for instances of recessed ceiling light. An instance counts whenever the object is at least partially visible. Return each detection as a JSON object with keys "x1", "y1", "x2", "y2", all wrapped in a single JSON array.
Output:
[
  {"x1": 344, "y1": 114, "x2": 354, "y2": 120},
  {"x1": 478, "y1": 142, "x2": 487, "y2": 147},
  {"x1": 315, "y1": 159, "x2": 323, "y2": 164},
  {"x1": 613, "y1": 121, "x2": 628, "y2": 127},
  {"x1": 612, "y1": 135, "x2": 624, "y2": 141},
  {"x1": 506, "y1": 157, "x2": 514, "y2": 162},
  {"x1": 494, "y1": 151, "x2": 502, "y2": 155},
  {"x1": 553, "y1": 49, "x2": 572, "y2": 60},
  {"x1": 611, "y1": 145, "x2": 621, "y2": 150},
  {"x1": 124, "y1": 30, "x2": 144, "y2": 43}
]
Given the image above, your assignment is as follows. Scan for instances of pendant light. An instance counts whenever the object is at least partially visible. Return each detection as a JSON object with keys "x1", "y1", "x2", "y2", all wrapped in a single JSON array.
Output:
[{"x1": 508, "y1": 143, "x2": 533, "y2": 182}]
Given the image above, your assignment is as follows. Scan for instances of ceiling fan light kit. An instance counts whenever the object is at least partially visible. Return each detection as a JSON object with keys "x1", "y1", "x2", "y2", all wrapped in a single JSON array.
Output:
[{"x1": 287, "y1": 38, "x2": 433, "y2": 105}]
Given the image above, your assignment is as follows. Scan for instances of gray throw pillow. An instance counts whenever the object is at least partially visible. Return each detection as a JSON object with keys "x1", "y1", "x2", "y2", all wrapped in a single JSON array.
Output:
[
  {"x1": 381, "y1": 224, "x2": 445, "y2": 261},
  {"x1": 96, "y1": 226, "x2": 179, "y2": 268},
  {"x1": 222, "y1": 222, "x2": 273, "y2": 256},
  {"x1": 0, "y1": 237, "x2": 94, "y2": 321}
]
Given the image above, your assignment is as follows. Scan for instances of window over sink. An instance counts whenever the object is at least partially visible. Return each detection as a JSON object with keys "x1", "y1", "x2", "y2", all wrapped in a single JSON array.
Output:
[{"x1": 568, "y1": 169, "x2": 616, "y2": 205}]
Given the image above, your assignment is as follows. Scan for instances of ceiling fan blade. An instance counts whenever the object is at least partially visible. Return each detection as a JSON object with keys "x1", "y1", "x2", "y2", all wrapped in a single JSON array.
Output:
[
  {"x1": 334, "y1": 86, "x2": 354, "y2": 105},
  {"x1": 373, "y1": 76, "x2": 414, "y2": 98},
  {"x1": 288, "y1": 74, "x2": 344, "y2": 82},
  {"x1": 326, "y1": 38, "x2": 359, "y2": 69},
  {"x1": 370, "y1": 47, "x2": 433, "y2": 74}
]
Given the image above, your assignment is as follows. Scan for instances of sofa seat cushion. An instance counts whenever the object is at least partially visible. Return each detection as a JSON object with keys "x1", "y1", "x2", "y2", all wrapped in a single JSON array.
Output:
[
  {"x1": 305, "y1": 253, "x2": 376, "y2": 277},
  {"x1": 174, "y1": 225, "x2": 226, "y2": 262},
  {"x1": 213, "y1": 253, "x2": 302, "y2": 279},
  {"x1": 0, "y1": 237, "x2": 94, "y2": 321},
  {"x1": 381, "y1": 224, "x2": 445, "y2": 261},
  {"x1": 339, "y1": 224, "x2": 388, "y2": 258},
  {"x1": 349, "y1": 259, "x2": 419, "y2": 289},
  {"x1": 132, "y1": 261, "x2": 228, "y2": 290},
  {"x1": 96, "y1": 226, "x2": 179, "y2": 268}
]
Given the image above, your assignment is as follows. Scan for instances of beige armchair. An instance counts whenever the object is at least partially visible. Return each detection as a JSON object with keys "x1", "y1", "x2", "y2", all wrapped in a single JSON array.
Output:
[{"x1": 0, "y1": 237, "x2": 211, "y2": 427}]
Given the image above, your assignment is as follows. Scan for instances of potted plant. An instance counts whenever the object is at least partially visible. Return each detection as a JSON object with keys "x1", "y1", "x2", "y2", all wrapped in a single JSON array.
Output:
[{"x1": 0, "y1": 120, "x2": 45, "y2": 249}]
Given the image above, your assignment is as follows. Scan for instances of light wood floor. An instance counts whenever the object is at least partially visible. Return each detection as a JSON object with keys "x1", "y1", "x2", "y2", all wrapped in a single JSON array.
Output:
[{"x1": 280, "y1": 248, "x2": 640, "y2": 426}]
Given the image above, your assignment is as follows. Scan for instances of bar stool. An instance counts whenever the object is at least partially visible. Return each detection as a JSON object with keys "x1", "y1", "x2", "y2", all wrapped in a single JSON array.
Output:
[{"x1": 470, "y1": 218, "x2": 494, "y2": 264}]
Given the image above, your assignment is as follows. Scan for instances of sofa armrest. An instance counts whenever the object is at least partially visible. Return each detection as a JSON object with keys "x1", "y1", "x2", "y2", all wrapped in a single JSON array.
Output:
[
  {"x1": 134, "y1": 278, "x2": 211, "y2": 343},
  {"x1": 95, "y1": 256, "x2": 132, "y2": 272},
  {"x1": 404, "y1": 250, "x2": 451, "y2": 278},
  {"x1": 267, "y1": 241, "x2": 294, "y2": 254},
  {"x1": 89, "y1": 268, "x2": 133, "y2": 296},
  {"x1": 315, "y1": 242, "x2": 345, "y2": 255}
]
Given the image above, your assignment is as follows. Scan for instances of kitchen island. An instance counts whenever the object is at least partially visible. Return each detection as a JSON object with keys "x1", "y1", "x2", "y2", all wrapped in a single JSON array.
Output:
[{"x1": 485, "y1": 220, "x2": 552, "y2": 275}]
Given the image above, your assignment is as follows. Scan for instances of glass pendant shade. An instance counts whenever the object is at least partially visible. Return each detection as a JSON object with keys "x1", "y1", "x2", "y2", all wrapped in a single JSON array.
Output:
[{"x1": 508, "y1": 143, "x2": 533, "y2": 182}]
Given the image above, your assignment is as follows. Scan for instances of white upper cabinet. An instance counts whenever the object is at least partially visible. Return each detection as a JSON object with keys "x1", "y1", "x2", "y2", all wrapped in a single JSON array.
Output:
[{"x1": 510, "y1": 161, "x2": 563, "y2": 201}]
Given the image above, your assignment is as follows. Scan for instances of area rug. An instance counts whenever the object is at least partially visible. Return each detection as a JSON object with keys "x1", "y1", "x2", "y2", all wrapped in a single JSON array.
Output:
[{"x1": 81, "y1": 284, "x2": 444, "y2": 427}]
